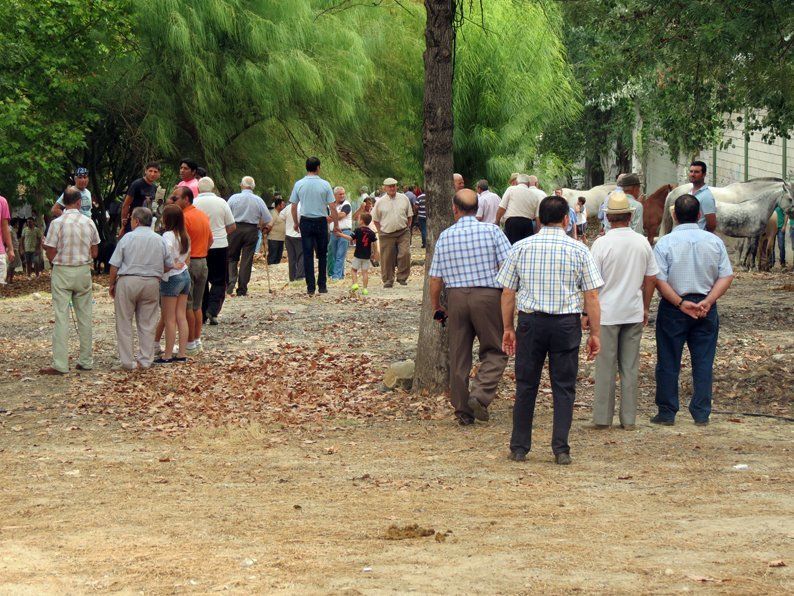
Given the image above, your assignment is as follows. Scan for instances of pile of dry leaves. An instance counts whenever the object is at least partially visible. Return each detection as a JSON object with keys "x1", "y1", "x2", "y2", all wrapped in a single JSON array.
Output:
[{"x1": 68, "y1": 343, "x2": 449, "y2": 433}]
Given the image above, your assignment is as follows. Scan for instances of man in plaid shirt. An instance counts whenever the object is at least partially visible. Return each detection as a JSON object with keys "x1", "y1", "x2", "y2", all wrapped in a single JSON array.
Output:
[
  {"x1": 429, "y1": 189, "x2": 512, "y2": 426},
  {"x1": 41, "y1": 186, "x2": 100, "y2": 375},
  {"x1": 497, "y1": 195, "x2": 604, "y2": 465}
]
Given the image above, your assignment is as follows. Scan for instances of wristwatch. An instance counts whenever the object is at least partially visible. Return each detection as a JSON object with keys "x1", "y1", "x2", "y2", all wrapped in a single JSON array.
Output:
[{"x1": 677, "y1": 297, "x2": 685, "y2": 308}]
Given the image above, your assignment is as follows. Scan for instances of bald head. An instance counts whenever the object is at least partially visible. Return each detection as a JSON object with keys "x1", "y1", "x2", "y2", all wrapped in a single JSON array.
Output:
[{"x1": 453, "y1": 188, "x2": 478, "y2": 217}]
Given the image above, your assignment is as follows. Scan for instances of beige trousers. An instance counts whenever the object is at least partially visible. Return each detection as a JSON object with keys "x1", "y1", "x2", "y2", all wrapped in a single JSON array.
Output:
[
  {"x1": 114, "y1": 276, "x2": 160, "y2": 369},
  {"x1": 593, "y1": 322, "x2": 644, "y2": 426},
  {"x1": 51, "y1": 264, "x2": 93, "y2": 372},
  {"x1": 378, "y1": 227, "x2": 410, "y2": 285}
]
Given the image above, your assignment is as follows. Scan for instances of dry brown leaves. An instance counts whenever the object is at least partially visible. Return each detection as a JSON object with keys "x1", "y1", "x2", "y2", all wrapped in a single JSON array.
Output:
[{"x1": 68, "y1": 343, "x2": 449, "y2": 434}]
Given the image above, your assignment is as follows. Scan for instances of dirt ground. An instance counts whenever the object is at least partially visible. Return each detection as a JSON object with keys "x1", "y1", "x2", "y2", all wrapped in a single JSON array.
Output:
[{"x1": 1, "y1": 242, "x2": 792, "y2": 594}]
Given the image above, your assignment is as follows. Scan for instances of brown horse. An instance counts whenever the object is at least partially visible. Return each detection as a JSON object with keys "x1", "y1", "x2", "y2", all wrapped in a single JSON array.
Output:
[{"x1": 641, "y1": 183, "x2": 674, "y2": 244}]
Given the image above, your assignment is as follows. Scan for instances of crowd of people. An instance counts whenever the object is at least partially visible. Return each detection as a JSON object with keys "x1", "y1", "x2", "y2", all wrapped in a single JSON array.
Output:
[{"x1": 1, "y1": 156, "x2": 785, "y2": 465}]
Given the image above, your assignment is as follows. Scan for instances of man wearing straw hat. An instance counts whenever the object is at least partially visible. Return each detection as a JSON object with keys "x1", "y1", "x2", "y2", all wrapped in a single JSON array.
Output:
[
  {"x1": 589, "y1": 191, "x2": 658, "y2": 430},
  {"x1": 372, "y1": 178, "x2": 413, "y2": 287}
]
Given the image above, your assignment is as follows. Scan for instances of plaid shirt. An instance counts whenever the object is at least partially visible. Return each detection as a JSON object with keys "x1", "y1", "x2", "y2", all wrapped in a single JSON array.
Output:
[
  {"x1": 429, "y1": 216, "x2": 511, "y2": 288},
  {"x1": 496, "y1": 226, "x2": 603, "y2": 314},
  {"x1": 44, "y1": 209, "x2": 100, "y2": 266}
]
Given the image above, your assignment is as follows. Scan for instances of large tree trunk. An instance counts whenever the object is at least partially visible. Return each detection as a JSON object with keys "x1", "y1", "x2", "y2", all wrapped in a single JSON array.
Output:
[
  {"x1": 413, "y1": 0, "x2": 456, "y2": 393},
  {"x1": 599, "y1": 141, "x2": 619, "y2": 184}
]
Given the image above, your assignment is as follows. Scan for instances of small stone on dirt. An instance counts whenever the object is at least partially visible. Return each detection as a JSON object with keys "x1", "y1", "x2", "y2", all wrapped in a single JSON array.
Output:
[{"x1": 383, "y1": 523, "x2": 435, "y2": 540}]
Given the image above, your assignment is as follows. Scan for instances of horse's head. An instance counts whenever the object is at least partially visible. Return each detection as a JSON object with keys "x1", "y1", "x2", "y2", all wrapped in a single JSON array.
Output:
[{"x1": 782, "y1": 181, "x2": 794, "y2": 216}]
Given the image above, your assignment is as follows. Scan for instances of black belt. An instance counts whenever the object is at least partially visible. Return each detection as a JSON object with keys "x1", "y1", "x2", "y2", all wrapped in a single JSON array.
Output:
[
  {"x1": 519, "y1": 311, "x2": 579, "y2": 317},
  {"x1": 235, "y1": 222, "x2": 259, "y2": 226}
]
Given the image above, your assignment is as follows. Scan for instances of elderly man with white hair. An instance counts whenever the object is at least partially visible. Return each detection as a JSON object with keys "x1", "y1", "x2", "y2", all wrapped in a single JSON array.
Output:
[
  {"x1": 227, "y1": 175, "x2": 272, "y2": 297},
  {"x1": 328, "y1": 186, "x2": 353, "y2": 280},
  {"x1": 194, "y1": 177, "x2": 235, "y2": 324},
  {"x1": 495, "y1": 174, "x2": 542, "y2": 244}
]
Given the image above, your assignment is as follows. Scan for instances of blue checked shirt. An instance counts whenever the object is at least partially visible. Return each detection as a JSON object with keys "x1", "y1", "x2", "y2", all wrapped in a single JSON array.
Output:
[
  {"x1": 653, "y1": 223, "x2": 732, "y2": 296},
  {"x1": 428, "y1": 216, "x2": 511, "y2": 288},
  {"x1": 496, "y1": 226, "x2": 604, "y2": 314}
]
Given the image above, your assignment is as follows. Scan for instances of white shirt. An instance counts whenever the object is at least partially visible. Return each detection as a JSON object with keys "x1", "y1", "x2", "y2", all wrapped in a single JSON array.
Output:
[
  {"x1": 590, "y1": 227, "x2": 659, "y2": 325},
  {"x1": 498, "y1": 184, "x2": 541, "y2": 221},
  {"x1": 281, "y1": 203, "x2": 301, "y2": 238},
  {"x1": 476, "y1": 190, "x2": 501, "y2": 224},
  {"x1": 329, "y1": 199, "x2": 352, "y2": 231},
  {"x1": 194, "y1": 192, "x2": 235, "y2": 249},
  {"x1": 162, "y1": 230, "x2": 189, "y2": 280},
  {"x1": 576, "y1": 205, "x2": 587, "y2": 225}
]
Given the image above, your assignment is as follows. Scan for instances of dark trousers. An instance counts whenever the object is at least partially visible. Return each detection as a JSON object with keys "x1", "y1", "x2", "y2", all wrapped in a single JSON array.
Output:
[
  {"x1": 202, "y1": 246, "x2": 228, "y2": 318},
  {"x1": 227, "y1": 223, "x2": 259, "y2": 296},
  {"x1": 448, "y1": 288, "x2": 508, "y2": 421},
  {"x1": 299, "y1": 216, "x2": 329, "y2": 294},
  {"x1": 418, "y1": 218, "x2": 427, "y2": 247},
  {"x1": 504, "y1": 217, "x2": 534, "y2": 245},
  {"x1": 512, "y1": 312, "x2": 581, "y2": 455},
  {"x1": 267, "y1": 239, "x2": 284, "y2": 265},
  {"x1": 655, "y1": 296, "x2": 719, "y2": 423},
  {"x1": 285, "y1": 236, "x2": 304, "y2": 281}
]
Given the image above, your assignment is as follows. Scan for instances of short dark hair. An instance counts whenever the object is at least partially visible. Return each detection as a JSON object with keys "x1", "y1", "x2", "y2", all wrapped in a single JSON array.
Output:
[
  {"x1": 273, "y1": 197, "x2": 285, "y2": 208},
  {"x1": 538, "y1": 196, "x2": 569, "y2": 225},
  {"x1": 674, "y1": 194, "x2": 700, "y2": 223},
  {"x1": 690, "y1": 160, "x2": 707, "y2": 174},
  {"x1": 196, "y1": 166, "x2": 207, "y2": 178},
  {"x1": 606, "y1": 212, "x2": 631, "y2": 224},
  {"x1": 62, "y1": 186, "x2": 82, "y2": 206},
  {"x1": 578, "y1": 196, "x2": 586, "y2": 204},
  {"x1": 179, "y1": 158, "x2": 198, "y2": 172},
  {"x1": 359, "y1": 212, "x2": 372, "y2": 225},
  {"x1": 306, "y1": 156, "x2": 321, "y2": 172},
  {"x1": 175, "y1": 186, "x2": 194, "y2": 204},
  {"x1": 145, "y1": 161, "x2": 161, "y2": 171},
  {"x1": 476, "y1": 179, "x2": 489, "y2": 192}
]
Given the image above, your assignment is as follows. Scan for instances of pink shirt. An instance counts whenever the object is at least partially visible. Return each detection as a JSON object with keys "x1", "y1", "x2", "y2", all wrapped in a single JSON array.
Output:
[
  {"x1": 0, "y1": 195, "x2": 10, "y2": 255},
  {"x1": 177, "y1": 178, "x2": 200, "y2": 201}
]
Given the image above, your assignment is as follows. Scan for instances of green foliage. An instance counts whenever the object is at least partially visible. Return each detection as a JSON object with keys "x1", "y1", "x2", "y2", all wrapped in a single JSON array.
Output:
[{"x1": 0, "y1": 0, "x2": 132, "y2": 206}]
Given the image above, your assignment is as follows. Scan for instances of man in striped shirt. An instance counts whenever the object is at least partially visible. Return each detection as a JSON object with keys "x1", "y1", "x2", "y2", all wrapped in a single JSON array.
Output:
[
  {"x1": 497, "y1": 195, "x2": 604, "y2": 465},
  {"x1": 429, "y1": 189, "x2": 512, "y2": 426}
]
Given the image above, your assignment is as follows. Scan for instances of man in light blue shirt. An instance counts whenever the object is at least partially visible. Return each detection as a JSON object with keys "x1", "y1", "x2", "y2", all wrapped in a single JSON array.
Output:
[
  {"x1": 652, "y1": 193, "x2": 733, "y2": 427},
  {"x1": 688, "y1": 160, "x2": 717, "y2": 231},
  {"x1": 289, "y1": 156, "x2": 338, "y2": 295},
  {"x1": 108, "y1": 207, "x2": 173, "y2": 370},
  {"x1": 430, "y1": 189, "x2": 511, "y2": 426},
  {"x1": 227, "y1": 176, "x2": 272, "y2": 297}
]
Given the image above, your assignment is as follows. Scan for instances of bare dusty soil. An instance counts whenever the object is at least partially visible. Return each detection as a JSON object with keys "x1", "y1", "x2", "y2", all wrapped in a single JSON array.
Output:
[{"x1": 1, "y1": 246, "x2": 792, "y2": 594}]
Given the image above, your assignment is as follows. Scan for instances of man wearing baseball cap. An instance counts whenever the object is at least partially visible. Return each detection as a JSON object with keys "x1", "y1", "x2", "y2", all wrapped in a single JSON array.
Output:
[
  {"x1": 588, "y1": 192, "x2": 658, "y2": 430},
  {"x1": 371, "y1": 177, "x2": 413, "y2": 287},
  {"x1": 52, "y1": 167, "x2": 94, "y2": 218}
]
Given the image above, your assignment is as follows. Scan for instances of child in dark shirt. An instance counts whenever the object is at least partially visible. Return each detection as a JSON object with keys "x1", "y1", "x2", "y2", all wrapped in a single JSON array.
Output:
[{"x1": 334, "y1": 212, "x2": 377, "y2": 295}]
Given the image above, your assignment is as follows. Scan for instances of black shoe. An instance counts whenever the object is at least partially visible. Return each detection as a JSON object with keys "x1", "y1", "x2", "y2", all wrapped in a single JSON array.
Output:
[
  {"x1": 397, "y1": 280, "x2": 408, "y2": 286},
  {"x1": 650, "y1": 414, "x2": 674, "y2": 426},
  {"x1": 467, "y1": 397, "x2": 489, "y2": 422},
  {"x1": 153, "y1": 357, "x2": 174, "y2": 364},
  {"x1": 555, "y1": 452, "x2": 572, "y2": 465},
  {"x1": 318, "y1": 287, "x2": 328, "y2": 294},
  {"x1": 509, "y1": 450, "x2": 527, "y2": 462},
  {"x1": 209, "y1": 316, "x2": 218, "y2": 325},
  {"x1": 172, "y1": 357, "x2": 188, "y2": 363},
  {"x1": 456, "y1": 416, "x2": 475, "y2": 426},
  {"x1": 694, "y1": 419, "x2": 709, "y2": 427}
]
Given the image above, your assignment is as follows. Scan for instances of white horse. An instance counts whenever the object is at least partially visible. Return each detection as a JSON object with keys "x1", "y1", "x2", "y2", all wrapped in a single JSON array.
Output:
[
  {"x1": 560, "y1": 184, "x2": 616, "y2": 221},
  {"x1": 659, "y1": 178, "x2": 794, "y2": 269}
]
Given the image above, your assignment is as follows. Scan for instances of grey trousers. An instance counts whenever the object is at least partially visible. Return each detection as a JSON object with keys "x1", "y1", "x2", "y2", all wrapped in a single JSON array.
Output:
[
  {"x1": 114, "y1": 276, "x2": 160, "y2": 370},
  {"x1": 227, "y1": 223, "x2": 259, "y2": 295},
  {"x1": 285, "y1": 236, "x2": 304, "y2": 281},
  {"x1": 593, "y1": 322, "x2": 644, "y2": 426}
]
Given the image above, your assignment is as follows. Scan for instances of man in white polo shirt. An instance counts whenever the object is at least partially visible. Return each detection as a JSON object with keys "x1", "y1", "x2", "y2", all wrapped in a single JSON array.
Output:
[
  {"x1": 194, "y1": 177, "x2": 236, "y2": 324},
  {"x1": 588, "y1": 192, "x2": 658, "y2": 430}
]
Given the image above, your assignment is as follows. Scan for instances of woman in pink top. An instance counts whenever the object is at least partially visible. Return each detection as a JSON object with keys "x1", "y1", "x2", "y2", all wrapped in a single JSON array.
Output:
[{"x1": 175, "y1": 158, "x2": 200, "y2": 200}]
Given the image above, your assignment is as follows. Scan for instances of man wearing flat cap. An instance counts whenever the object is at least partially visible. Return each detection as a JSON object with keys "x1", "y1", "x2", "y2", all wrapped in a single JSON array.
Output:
[
  {"x1": 589, "y1": 192, "x2": 658, "y2": 430},
  {"x1": 619, "y1": 173, "x2": 645, "y2": 235},
  {"x1": 372, "y1": 178, "x2": 413, "y2": 287}
]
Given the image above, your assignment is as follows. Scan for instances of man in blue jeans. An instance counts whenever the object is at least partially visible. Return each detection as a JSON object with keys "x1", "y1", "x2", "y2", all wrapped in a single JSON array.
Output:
[
  {"x1": 289, "y1": 157, "x2": 338, "y2": 295},
  {"x1": 652, "y1": 194, "x2": 734, "y2": 426}
]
